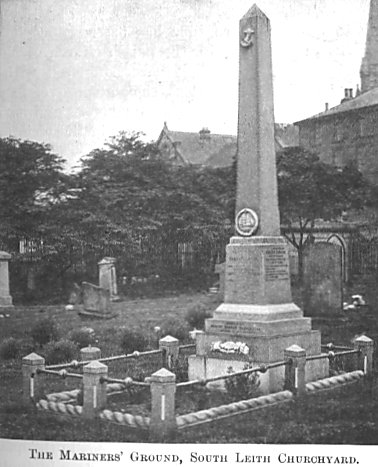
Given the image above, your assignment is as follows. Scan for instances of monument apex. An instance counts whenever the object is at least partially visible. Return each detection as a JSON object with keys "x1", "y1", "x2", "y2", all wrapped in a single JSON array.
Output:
[{"x1": 241, "y1": 4, "x2": 269, "y2": 20}]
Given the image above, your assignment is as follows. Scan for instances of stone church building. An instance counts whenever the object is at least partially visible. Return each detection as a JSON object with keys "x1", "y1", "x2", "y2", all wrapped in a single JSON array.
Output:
[{"x1": 295, "y1": 0, "x2": 378, "y2": 184}]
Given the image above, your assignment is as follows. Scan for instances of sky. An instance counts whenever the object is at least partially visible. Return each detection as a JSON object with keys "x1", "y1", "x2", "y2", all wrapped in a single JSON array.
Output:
[{"x1": 0, "y1": 0, "x2": 371, "y2": 166}]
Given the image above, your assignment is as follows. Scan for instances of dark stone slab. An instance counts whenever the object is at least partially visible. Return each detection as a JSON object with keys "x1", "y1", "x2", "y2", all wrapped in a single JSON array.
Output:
[
  {"x1": 303, "y1": 242, "x2": 343, "y2": 315},
  {"x1": 80, "y1": 282, "x2": 117, "y2": 318}
]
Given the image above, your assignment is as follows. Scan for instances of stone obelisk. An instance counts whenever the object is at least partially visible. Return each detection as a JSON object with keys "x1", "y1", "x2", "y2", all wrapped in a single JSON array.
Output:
[
  {"x1": 220, "y1": 4, "x2": 294, "y2": 314},
  {"x1": 236, "y1": 4, "x2": 280, "y2": 236},
  {"x1": 189, "y1": 5, "x2": 328, "y2": 393}
]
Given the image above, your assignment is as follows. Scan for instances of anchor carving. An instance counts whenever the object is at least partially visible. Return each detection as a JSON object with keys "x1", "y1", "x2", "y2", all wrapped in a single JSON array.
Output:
[{"x1": 240, "y1": 27, "x2": 254, "y2": 48}]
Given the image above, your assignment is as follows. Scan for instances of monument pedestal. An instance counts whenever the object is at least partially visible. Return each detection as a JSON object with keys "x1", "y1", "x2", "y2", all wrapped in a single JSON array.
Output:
[
  {"x1": 188, "y1": 237, "x2": 329, "y2": 394},
  {"x1": 188, "y1": 331, "x2": 328, "y2": 394},
  {"x1": 0, "y1": 296, "x2": 13, "y2": 307}
]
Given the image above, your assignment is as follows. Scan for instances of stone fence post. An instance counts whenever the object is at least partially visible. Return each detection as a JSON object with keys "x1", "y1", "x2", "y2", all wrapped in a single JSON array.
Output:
[
  {"x1": 194, "y1": 330, "x2": 206, "y2": 356},
  {"x1": 159, "y1": 336, "x2": 179, "y2": 370},
  {"x1": 22, "y1": 353, "x2": 45, "y2": 404},
  {"x1": 83, "y1": 361, "x2": 108, "y2": 418},
  {"x1": 149, "y1": 368, "x2": 176, "y2": 442},
  {"x1": 354, "y1": 336, "x2": 374, "y2": 375},
  {"x1": 80, "y1": 346, "x2": 101, "y2": 362},
  {"x1": 284, "y1": 345, "x2": 306, "y2": 397}
]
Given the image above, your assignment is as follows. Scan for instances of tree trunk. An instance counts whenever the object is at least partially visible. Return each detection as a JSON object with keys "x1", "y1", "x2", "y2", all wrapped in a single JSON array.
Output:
[{"x1": 297, "y1": 246, "x2": 304, "y2": 285}]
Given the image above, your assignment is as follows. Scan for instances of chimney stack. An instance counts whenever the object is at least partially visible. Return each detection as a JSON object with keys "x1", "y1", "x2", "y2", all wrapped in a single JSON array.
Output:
[
  {"x1": 199, "y1": 127, "x2": 211, "y2": 141},
  {"x1": 341, "y1": 88, "x2": 354, "y2": 103}
]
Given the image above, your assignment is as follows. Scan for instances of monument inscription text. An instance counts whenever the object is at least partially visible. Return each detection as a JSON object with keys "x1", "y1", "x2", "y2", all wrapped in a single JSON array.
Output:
[
  {"x1": 225, "y1": 246, "x2": 262, "y2": 302},
  {"x1": 264, "y1": 246, "x2": 289, "y2": 282},
  {"x1": 207, "y1": 320, "x2": 262, "y2": 335}
]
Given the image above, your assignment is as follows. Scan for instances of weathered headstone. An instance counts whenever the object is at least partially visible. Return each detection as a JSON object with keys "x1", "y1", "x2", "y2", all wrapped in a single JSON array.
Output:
[
  {"x1": 98, "y1": 257, "x2": 120, "y2": 301},
  {"x1": 188, "y1": 4, "x2": 328, "y2": 393},
  {"x1": 303, "y1": 242, "x2": 343, "y2": 315},
  {"x1": 0, "y1": 251, "x2": 13, "y2": 307},
  {"x1": 80, "y1": 282, "x2": 116, "y2": 319}
]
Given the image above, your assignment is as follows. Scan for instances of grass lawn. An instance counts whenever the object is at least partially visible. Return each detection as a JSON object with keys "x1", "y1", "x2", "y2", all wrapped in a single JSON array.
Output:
[{"x1": 0, "y1": 285, "x2": 377, "y2": 444}]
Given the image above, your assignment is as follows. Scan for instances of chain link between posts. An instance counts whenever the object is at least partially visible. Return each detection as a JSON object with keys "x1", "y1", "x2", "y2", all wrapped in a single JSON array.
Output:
[
  {"x1": 37, "y1": 399, "x2": 83, "y2": 416},
  {"x1": 99, "y1": 410, "x2": 150, "y2": 430},
  {"x1": 176, "y1": 390, "x2": 294, "y2": 429},
  {"x1": 305, "y1": 370, "x2": 364, "y2": 392}
]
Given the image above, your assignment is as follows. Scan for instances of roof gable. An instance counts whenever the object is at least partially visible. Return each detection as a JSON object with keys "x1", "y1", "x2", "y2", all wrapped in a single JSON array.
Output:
[
  {"x1": 168, "y1": 130, "x2": 236, "y2": 166},
  {"x1": 157, "y1": 123, "x2": 298, "y2": 167}
]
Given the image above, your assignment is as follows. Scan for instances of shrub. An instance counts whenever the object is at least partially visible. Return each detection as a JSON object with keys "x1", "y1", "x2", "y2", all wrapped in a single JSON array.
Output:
[
  {"x1": 44, "y1": 339, "x2": 77, "y2": 365},
  {"x1": 0, "y1": 337, "x2": 22, "y2": 360},
  {"x1": 119, "y1": 328, "x2": 148, "y2": 354},
  {"x1": 30, "y1": 318, "x2": 59, "y2": 346},
  {"x1": 225, "y1": 363, "x2": 260, "y2": 402},
  {"x1": 68, "y1": 327, "x2": 97, "y2": 348},
  {"x1": 161, "y1": 319, "x2": 190, "y2": 342},
  {"x1": 185, "y1": 304, "x2": 212, "y2": 330}
]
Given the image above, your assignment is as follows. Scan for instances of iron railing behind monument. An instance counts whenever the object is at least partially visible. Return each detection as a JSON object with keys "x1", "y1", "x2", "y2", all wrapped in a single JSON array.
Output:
[
  {"x1": 350, "y1": 236, "x2": 378, "y2": 275},
  {"x1": 3, "y1": 225, "x2": 232, "y2": 301}
]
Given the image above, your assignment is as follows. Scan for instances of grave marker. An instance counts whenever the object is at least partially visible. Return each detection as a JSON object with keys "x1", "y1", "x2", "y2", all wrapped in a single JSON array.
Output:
[
  {"x1": 0, "y1": 251, "x2": 13, "y2": 307},
  {"x1": 303, "y1": 242, "x2": 343, "y2": 315},
  {"x1": 98, "y1": 257, "x2": 120, "y2": 301},
  {"x1": 80, "y1": 282, "x2": 116, "y2": 319}
]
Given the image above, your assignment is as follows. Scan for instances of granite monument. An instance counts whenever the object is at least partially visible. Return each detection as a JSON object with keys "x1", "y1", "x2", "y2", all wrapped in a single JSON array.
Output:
[{"x1": 188, "y1": 4, "x2": 328, "y2": 393}]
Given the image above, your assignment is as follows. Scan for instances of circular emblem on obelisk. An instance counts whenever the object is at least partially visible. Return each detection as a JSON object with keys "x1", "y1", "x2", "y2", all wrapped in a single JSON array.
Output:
[{"x1": 235, "y1": 208, "x2": 259, "y2": 237}]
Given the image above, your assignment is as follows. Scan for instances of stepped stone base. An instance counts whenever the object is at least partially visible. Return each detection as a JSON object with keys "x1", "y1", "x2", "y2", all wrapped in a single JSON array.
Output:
[
  {"x1": 188, "y1": 326, "x2": 329, "y2": 394},
  {"x1": 187, "y1": 235, "x2": 329, "y2": 394},
  {"x1": 0, "y1": 295, "x2": 13, "y2": 307}
]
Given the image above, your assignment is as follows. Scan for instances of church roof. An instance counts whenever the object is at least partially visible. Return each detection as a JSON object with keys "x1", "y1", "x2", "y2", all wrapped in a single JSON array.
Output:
[
  {"x1": 167, "y1": 130, "x2": 236, "y2": 166},
  {"x1": 295, "y1": 86, "x2": 378, "y2": 124},
  {"x1": 157, "y1": 123, "x2": 298, "y2": 167}
]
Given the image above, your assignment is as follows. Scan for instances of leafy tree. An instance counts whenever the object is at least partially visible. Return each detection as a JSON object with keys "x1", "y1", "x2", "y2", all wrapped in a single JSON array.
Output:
[
  {"x1": 277, "y1": 147, "x2": 369, "y2": 279},
  {"x1": 76, "y1": 131, "x2": 233, "y2": 231},
  {"x1": 0, "y1": 137, "x2": 66, "y2": 240},
  {"x1": 7, "y1": 130, "x2": 234, "y2": 293},
  {"x1": 0, "y1": 137, "x2": 70, "y2": 300},
  {"x1": 64, "y1": 132, "x2": 234, "y2": 275}
]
